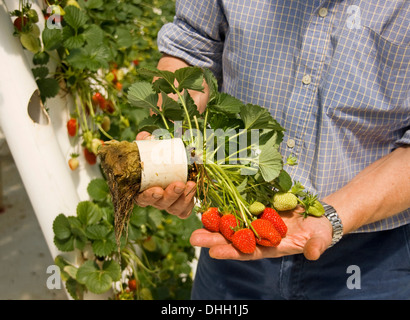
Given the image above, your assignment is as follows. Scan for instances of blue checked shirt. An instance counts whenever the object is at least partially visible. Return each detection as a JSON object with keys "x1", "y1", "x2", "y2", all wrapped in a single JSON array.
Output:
[{"x1": 157, "y1": 0, "x2": 410, "y2": 232}]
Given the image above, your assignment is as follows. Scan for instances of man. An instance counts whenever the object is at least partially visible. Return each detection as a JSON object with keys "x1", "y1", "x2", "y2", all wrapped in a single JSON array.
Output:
[{"x1": 136, "y1": 0, "x2": 410, "y2": 299}]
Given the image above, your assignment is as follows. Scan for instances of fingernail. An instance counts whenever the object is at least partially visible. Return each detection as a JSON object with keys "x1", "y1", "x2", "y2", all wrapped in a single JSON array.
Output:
[
  {"x1": 152, "y1": 193, "x2": 162, "y2": 199},
  {"x1": 174, "y1": 186, "x2": 184, "y2": 194}
]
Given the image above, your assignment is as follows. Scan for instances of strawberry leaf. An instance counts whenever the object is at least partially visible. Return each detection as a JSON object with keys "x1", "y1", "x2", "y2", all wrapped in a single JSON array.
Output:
[
  {"x1": 42, "y1": 27, "x2": 62, "y2": 51},
  {"x1": 76, "y1": 201, "x2": 102, "y2": 226},
  {"x1": 127, "y1": 81, "x2": 159, "y2": 112},
  {"x1": 175, "y1": 66, "x2": 204, "y2": 92},
  {"x1": 87, "y1": 178, "x2": 109, "y2": 201},
  {"x1": 76, "y1": 260, "x2": 120, "y2": 294},
  {"x1": 64, "y1": 6, "x2": 87, "y2": 31},
  {"x1": 258, "y1": 143, "x2": 283, "y2": 182}
]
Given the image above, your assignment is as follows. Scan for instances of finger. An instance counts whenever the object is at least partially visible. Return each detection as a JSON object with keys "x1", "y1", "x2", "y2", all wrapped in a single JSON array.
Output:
[
  {"x1": 154, "y1": 181, "x2": 187, "y2": 211},
  {"x1": 135, "y1": 187, "x2": 164, "y2": 207},
  {"x1": 177, "y1": 200, "x2": 196, "y2": 219},
  {"x1": 136, "y1": 131, "x2": 152, "y2": 140},
  {"x1": 167, "y1": 181, "x2": 197, "y2": 218},
  {"x1": 303, "y1": 236, "x2": 328, "y2": 261},
  {"x1": 190, "y1": 229, "x2": 230, "y2": 248}
]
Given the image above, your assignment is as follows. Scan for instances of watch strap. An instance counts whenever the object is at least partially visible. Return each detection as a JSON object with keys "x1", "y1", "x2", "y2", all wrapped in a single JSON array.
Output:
[{"x1": 320, "y1": 201, "x2": 343, "y2": 247}]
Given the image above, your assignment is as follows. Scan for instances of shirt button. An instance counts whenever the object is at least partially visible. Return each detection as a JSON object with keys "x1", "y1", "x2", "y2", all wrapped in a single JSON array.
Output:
[
  {"x1": 302, "y1": 74, "x2": 311, "y2": 85},
  {"x1": 318, "y1": 7, "x2": 328, "y2": 18},
  {"x1": 287, "y1": 139, "x2": 296, "y2": 148}
]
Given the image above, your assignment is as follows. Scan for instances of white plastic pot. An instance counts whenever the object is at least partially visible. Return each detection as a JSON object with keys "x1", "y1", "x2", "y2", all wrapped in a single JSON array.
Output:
[{"x1": 135, "y1": 138, "x2": 188, "y2": 191}]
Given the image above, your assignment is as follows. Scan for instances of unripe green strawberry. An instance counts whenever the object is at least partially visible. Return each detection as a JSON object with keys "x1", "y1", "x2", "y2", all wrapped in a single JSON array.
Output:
[
  {"x1": 201, "y1": 207, "x2": 220, "y2": 232},
  {"x1": 248, "y1": 201, "x2": 265, "y2": 216},
  {"x1": 273, "y1": 192, "x2": 298, "y2": 211},
  {"x1": 306, "y1": 200, "x2": 325, "y2": 217},
  {"x1": 231, "y1": 228, "x2": 256, "y2": 254},
  {"x1": 251, "y1": 219, "x2": 281, "y2": 247},
  {"x1": 260, "y1": 207, "x2": 287, "y2": 238}
]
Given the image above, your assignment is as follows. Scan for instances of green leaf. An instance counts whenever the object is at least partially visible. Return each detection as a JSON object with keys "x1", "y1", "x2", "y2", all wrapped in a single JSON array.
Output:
[
  {"x1": 91, "y1": 236, "x2": 117, "y2": 257},
  {"x1": 240, "y1": 104, "x2": 275, "y2": 130},
  {"x1": 63, "y1": 265, "x2": 78, "y2": 279},
  {"x1": 36, "y1": 77, "x2": 60, "y2": 100},
  {"x1": 258, "y1": 145, "x2": 283, "y2": 182},
  {"x1": 76, "y1": 260, "x2": 112, "y2": 294},
  {"x1": 54, "y1": 235, "x2": 74, "y2": 252},
  {"x1": 152, "y1": 78, "x2": 174, "y2": 94},
  {"x1": 138, "y1": 66, "x2": 175, "y2": 85},
  {"x1": 214, "y1": 93, "x2": 245, "y2": 115},
  {"x1": 32, "y1": 51, "x2": 50, "y2": 65},
  {"x1": 83, "y1": 0, "x2": 104, "y2": 9},
  {"x1": 127, "y1": 82, "x2": 159, "y2": 111},
  {"x1": 76, "y1": 201, "x2": 102, "y2": 225},
  {"x1": 32, "y1": 67, "x2": 49, "y2": 79},
  {"x1": 129, "y1": 206, "x2": 148, "y2": 226},
  {"x1": 63, "y1": 33, "x2": 86, "y2": 49},
  {"x1": 161, "y1": 92, "x2": 184, "y2": 121},
  {"x1": 136, "y1": 115, "x2": 162, "y2": 133},
  {"x1": 175, "y1": 66, "x2": 204, "y2": 92},
  {"x1": 183, "y1": 90, "x2": 200, "y2": 120},
  {"x1": 42, "y1": 27, "x2": 63, "y2": 51},
  {"x1": 20, "y1": 33, "x2": 41, "y2": 53},
  {"x1": 76, "y1": 259, "x2": 121, "y2": 294},
  {"x1": 274, "y1": 169, "x2": 293, "y2": 192},
  {"x1": 115, "y1": 27, "x2": 133, "y2": 49},
  {"x1": 147, "y1": 207, "x2": 163, "y2": 229},
  {"x1": 83, "y1": 24, "x2": 105, "y2": 46},
  {"x1": 54, "y1": 255, "x2": 72, "y2": 282},
  {"x1": 65, "y1": 277, "x2": 85, "y2": 300},
  {"x1": 102, "y1": 260, "x2": 121, "y2": 282},
  {"x1": 53, "y1": 214, "x2": 72, "y2": 240},
  {"x1": 87, "y1": 178, "x2": 109, "y2": 201},
  {"x1": 64, "y1": 6, "x2": 87, "y2": 30},
  {"x1": 85, "y1": 224, "x2": 111, "y2": 240},
  {"x1": 66, "y1": 45, "x2": 110, "y2": 71},
  {"x1": 203, "y1": 68, "x2": 218, "y2": 102}
]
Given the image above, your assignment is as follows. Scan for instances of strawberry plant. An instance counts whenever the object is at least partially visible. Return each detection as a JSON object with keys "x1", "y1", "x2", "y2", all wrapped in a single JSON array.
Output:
[
  {"x1": 53, "y1": 178, "x2": 201, "y2": 299},
  {"x1": 10, "y1": 0, "x2": 176, "y2": 168},
  {"x1": 98, "y1": 66, "x2": 325, "y2": 255},
  {"x1": 11, "y1": 0, "x2": 204, "y2": 300}
]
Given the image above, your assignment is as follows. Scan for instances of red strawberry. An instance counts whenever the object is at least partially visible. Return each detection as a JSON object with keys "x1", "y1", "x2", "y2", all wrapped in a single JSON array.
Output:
[
  {"x1": 201, "y1": 207, "x2": 220, "y2": 232},
  {"x1": 84, "y1": 148, "x2": 97, "y2": 165},
  {"x1": 67, "y1": 118, "x2": 78, "y2": 137},
  {"x1": 219, "y1": 214, "x2": 238, "y2": 241},
  {"x1": 232, "y1": 228, "x2": 256, "y2": 254},
  {"x1": 13, "y1": 16, "x2": 29, "y2": 32},
  {"x1": 128, "y1": 279, "x2": 138, "y2": 291},
  {"x1": 92, "y1": 92, "x2": 104, "y2": 106},
  {"x1": 251, "y1": 219, "x2": 281, "y2": 247},
  {"x1": 260, "y1": 207, "x2": 288, "y2": 238}
]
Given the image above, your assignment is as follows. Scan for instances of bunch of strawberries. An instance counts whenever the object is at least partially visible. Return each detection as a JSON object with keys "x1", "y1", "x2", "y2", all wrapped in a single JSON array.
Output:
[{"x1": 201, "y1": 203, "x2": 287, "y2": 254}]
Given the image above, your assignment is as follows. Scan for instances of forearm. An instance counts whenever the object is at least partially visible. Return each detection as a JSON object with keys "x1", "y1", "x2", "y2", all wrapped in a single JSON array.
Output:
[
  {"x1": 323, "y1": 146, "x2": 410, "y2": 234},
  {"x1": 156, "y1": 54, "x2": 209, "y2": 113}
]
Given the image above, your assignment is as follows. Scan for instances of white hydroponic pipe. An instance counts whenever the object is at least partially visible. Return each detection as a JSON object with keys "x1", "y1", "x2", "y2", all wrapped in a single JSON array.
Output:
[{"x1": 0, "y1": 0, "x2": 106, "y2": 299}]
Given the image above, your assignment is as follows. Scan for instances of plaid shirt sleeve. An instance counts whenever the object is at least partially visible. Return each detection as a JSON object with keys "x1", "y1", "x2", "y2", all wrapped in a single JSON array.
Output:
[{"x1": 157, "y1": 0, "x2": 410, "y2": 233}]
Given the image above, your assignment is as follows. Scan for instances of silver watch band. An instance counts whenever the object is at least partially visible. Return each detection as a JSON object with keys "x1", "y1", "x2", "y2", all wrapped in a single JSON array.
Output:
[{"x1": 320, "y1": 201, "x2": 343, "y2": 247}]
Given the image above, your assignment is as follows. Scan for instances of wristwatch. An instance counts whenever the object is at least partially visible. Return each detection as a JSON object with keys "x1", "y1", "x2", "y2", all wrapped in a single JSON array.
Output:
[{"x1": 320, "y1": 201, "x2": 344, "y2": 247}]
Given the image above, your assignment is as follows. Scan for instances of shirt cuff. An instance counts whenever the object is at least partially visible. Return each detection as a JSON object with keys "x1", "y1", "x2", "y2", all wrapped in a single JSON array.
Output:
[{"x1": 157, "y1": 18, "x2": 224, "y2": 82}]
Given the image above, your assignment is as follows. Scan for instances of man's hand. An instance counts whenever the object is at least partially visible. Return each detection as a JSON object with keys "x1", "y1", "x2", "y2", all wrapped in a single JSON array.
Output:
[
  {"x1": 134, "y1": 131, "x2": 197, "y2": 219},
  {"x1": 190, "y1": 206, "x2": 333, "y2": 260}
]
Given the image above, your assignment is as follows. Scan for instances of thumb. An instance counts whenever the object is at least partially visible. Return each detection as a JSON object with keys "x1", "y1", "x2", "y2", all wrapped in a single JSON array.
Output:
[
  {"x1": 303, "y1": 236, "x2": 328, "y2": 261},
  {"x1": 136, "y1": 131, "x2": 152, "y2": 141}
]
